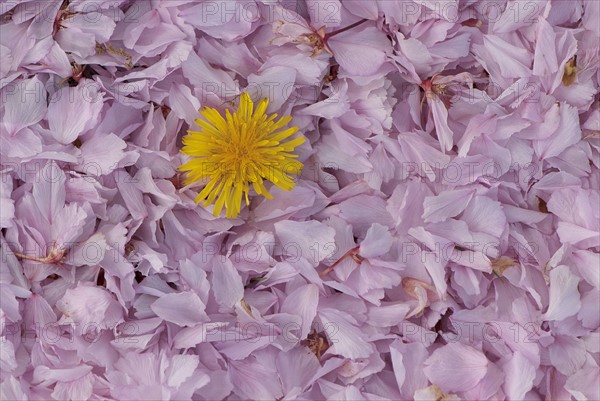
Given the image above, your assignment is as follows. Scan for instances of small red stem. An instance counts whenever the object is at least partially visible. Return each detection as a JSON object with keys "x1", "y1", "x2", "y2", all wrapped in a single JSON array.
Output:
[
  {"x1": 323, "y1": 19, "x2": 369, "y2": 40},
  {"x1": 319, "y1": 246, "x2": 361, "y2": 277}
]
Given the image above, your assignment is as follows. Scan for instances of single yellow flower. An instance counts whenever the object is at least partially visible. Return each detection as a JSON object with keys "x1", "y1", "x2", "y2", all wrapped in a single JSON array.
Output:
[{"x1": 179, "y1": 93, "x2": 305, "y2": 219}]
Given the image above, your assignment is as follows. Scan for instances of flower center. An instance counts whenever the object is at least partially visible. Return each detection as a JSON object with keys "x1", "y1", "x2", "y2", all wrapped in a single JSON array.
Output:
[{"x1": 179, "y1": 92, "x2": 304, "y2": 218}]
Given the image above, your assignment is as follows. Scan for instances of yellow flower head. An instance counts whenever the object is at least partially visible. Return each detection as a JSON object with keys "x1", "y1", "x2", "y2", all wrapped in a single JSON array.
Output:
[{"x1": 179, "y1": 93, "x2": 305, "y2": 219}]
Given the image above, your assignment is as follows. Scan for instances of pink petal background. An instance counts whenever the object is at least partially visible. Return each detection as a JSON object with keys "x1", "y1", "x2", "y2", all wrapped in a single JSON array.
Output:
[{"x1": 0, "y1": 1, "x2": 598, "y2": 400}]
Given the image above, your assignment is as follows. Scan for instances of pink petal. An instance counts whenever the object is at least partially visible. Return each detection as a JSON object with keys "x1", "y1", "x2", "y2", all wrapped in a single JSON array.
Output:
[
  {"x1": 578, "y1": 289, "x2": 600, "y2": 328},
  {"x1": 318, "y1": 308, "x2": 373, "y2": 359},
  {"x1": 423, "y1": 343, "x2": 488, "y2": 392},
  {"x1": 390, "y1": 340, "x2": 429, "y2": 398},
  {"x1": 343, "y1": 0, "x2": 379, "y2": 19},
  {"x1": 167, "y1": 83, "x2": 201, "y2": 125},
  {"x1": 32, "y1": 161, "x2": 65, "y2": 224},
  {"x1": 565, "y1": 367, "x2": 600, "y2": 401},
  {"x1": 150, "y1": 291, "x2": 209, "y2": 327},
  {"x1": 367, "y1": 302, "x2": 410, "y2": 327},
  {"x1": 181, "y1": 51, "x2": 238, "y2": 105},
  {"x1": 211, "y1": 258, "x2": 244, "y2": 308},
  {"x1": 298, "y1": 81, "x2": 350, "y2": 119},
  {"x1": 428, "y1": 98, "x2": 454, "y2": 153},
  {"x1": 33, "y1": 365, "x2": 93, "y2": 385},
  {"x1": 549, "y1": 336, "x2": 587, "y2": 376},
  {"x1": 338, "y1": 194, "x2": 393, "y2": 237},
  {"x1": 474, "y1": 35, "x2": 533, "y2": 79},
  {"x1": 165, "y1": 354, "x2": 200, "y2": 388},
  {"x1": 359, "y1": 223, "x2": 393, "y2": 259},
  {"x1": 51, "y1": 203, "x2": 89, "y2": 249},
  {"x1": 461, "y1": 195, "x2": 506, "y2": 239},
  {"x1": 2, "y1": 77, "x2": 47, "y2": 136},
  {"x1": 276, "y1": 347, "x2": 320, "y2": 397},
  {"x1": 0, "y1": 376, "x2": 29, "y2": 400},
  {"x1": 274, "y1": 220, "x2": 336, "y2": 266},
  {"x1": 0, "y1": 178, "x2": 15, "y2": 229},
  {"x1": 173, "y1": 322, "x2": 228, "y2": 349},
  {"x1": 533, "y1": 17, "x2": 559, "y2": 76},
  {"x1": 253, "y1": 184, "x2": 318, "y2": 222},
  {"x1": 280, "y1": 284, "x2": 319, "y2": 339},
  {"x1": 56, "y1": 284, "x2": 123, "y2": 328},
  {"x1": 570, "y1": 250, "x2": 600, "y2": 288},
  {"x1": 0, "y1": 127, "x2": 42, "y2": 158},
  {"x1": 229, "y1": 358, "x2": 283, "y2": 400},
  {"x1": 327, "y1": 26, "x2": 391, "y2": 76},
  {"x1": 51, "y1": 373, "x2": 94, "y2": 401},
  {"x1": 502, "y1": 352, "x2": 536, "y2": 401},
  {"x1": 422, "y1": 188, "x2": 476, "y2": 223},
  {"x1": 247, "y1": 66, "x2": 297, "y2": 113},
  {"x1": 534, "y1": 102, "x2": 582, "y2": 159},
  {"x1": 47, "y1": 79, "x2": 104, "y2": 144},
  {"x1": 77, "y1": 133, "x2": 128, "y2": 176},
  {"x1": 457, "y1": 114, "x2": 498, "y2": 157},
  {"x1": 543, "y1": 265, "x2": 581, "y2": 321}
]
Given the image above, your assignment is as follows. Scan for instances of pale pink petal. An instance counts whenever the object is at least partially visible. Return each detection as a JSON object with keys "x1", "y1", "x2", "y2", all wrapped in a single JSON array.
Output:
[
  {"x1": 253, "y1": 184, "x2": 318, "y2": 222},
  {"x1": 211, "y1": 258, "x2": 244, "y2": 308},
  {"x1": 534, "y1": 102, "x2": 582, "y2": 159},
  {"x1": 0, "y1": 178, "x2": 15, "y2": 229},
  {"x1": 165, "y1": 354, "x2": 200, "y2": 388},
  {"x1": 423, "y1": 343, "x2": 488, "y2": 392},
  {"x1": 0, "y1": 376, "x2": 29, "y2": 401},
  {"x1": 578, "y1": 289, "x2": 600, "y2": 328},
  {"x1": 0, "y1": 127, "x2": 42, "y2": 158},
  {"x1": 276, "y1": 347, "x2": 320, "y2": 397},
  {"x1": 77, "y1": 133, "x2": 128, "y2": 176},
  {"x1": 342, "y1": 0, "x2": 379, "y2": 19},
  {"x1": 359, "y1": 223, "x2": 393, "y2": 259},
  {"x1": 318, "y1": 308, "x2": 373, "y2": 359},
  {"x1": 56, "y1": 284, "x2": 123, "y2": 328},
  {"x1": 247, "y1": 66, "x2": 297, "y2": 113},
  {"x1": 150, "y1": 291, "x2": 209, "y2": 327},
  {"x1": 180, "y1": 1, "x2": 255, "y2": 41},
  {"x1": 533, "y1": 17, "x2": 559, "y2": 76},
  {"x1": 462, "y1": 362, "x2": 505, "y2": 401},
  {"x1": 47, "y1": 80, "x2": 104, "y2": 144},
  {"x1": 367, "y1": 302, "x2": 410, "y2": 327},
  {"x1": 167, "y1": 83, "x2": 201, "y2": 125},
  {"x1": 280, "y1": 284, "x2": 319, "y2": 339},
  {"x1": 502, "y1": 352, "x2": 536, "y2": 401},
  {"x1": 570, "y1": 250, "x2": 600, "y2": 288},
  {"x1": 327, "y1": 26, "x2": 392, "y2": 76},
  {"x1": 32, "y1": 161, "x2": 65, "y2": 224},
  {"x1": 2, "y1": 77, "x2": 47, "y2": 136},
  {"x1": 390, "y1": 340, "x2": 429, "y2": 398},
  {"x1": 51, "y1": 373, "x2": 94, "y2": 401},
  {"x1": 473, "y1": 35, "x2": 533, "y2": 80},
  {"x1": 338, "y1": 194, "x2": 393, "y2": 236},
  {"x1": 229, "y1": 358, "x2": 283, "y2": 400},
  {"x1": 543, "y1": 265, "x2": 582, "y2": 321},
  {"x1": 298, "y1": 81, "x2": 350, "y2": 119},
  {"x1": 274, "y1": 220, "x2": 336, "y2": 266},
  {"x1": 549, "y1": 336, "x2": 587, "y2": 376},
  {"x1": 422, "y1": 188, "x2": 476, "y2": 223},
  {"x1": 565, "y1": 367, "x2": 600, "y2": 401},
  {"x1": 428, "y1": 98, "x2": 454, "y2": 153},
  {"x1": 306, "y1": 0, "x2": 341, "y2": 27},
  {"x1": 181, "y1": 51, "x2": 238, "y2": 105}
]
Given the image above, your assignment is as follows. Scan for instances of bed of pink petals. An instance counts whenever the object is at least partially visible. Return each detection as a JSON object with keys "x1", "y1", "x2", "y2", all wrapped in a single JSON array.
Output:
[{"x1": 1, "y1": 0, "x2": 599, "y2": 400}]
